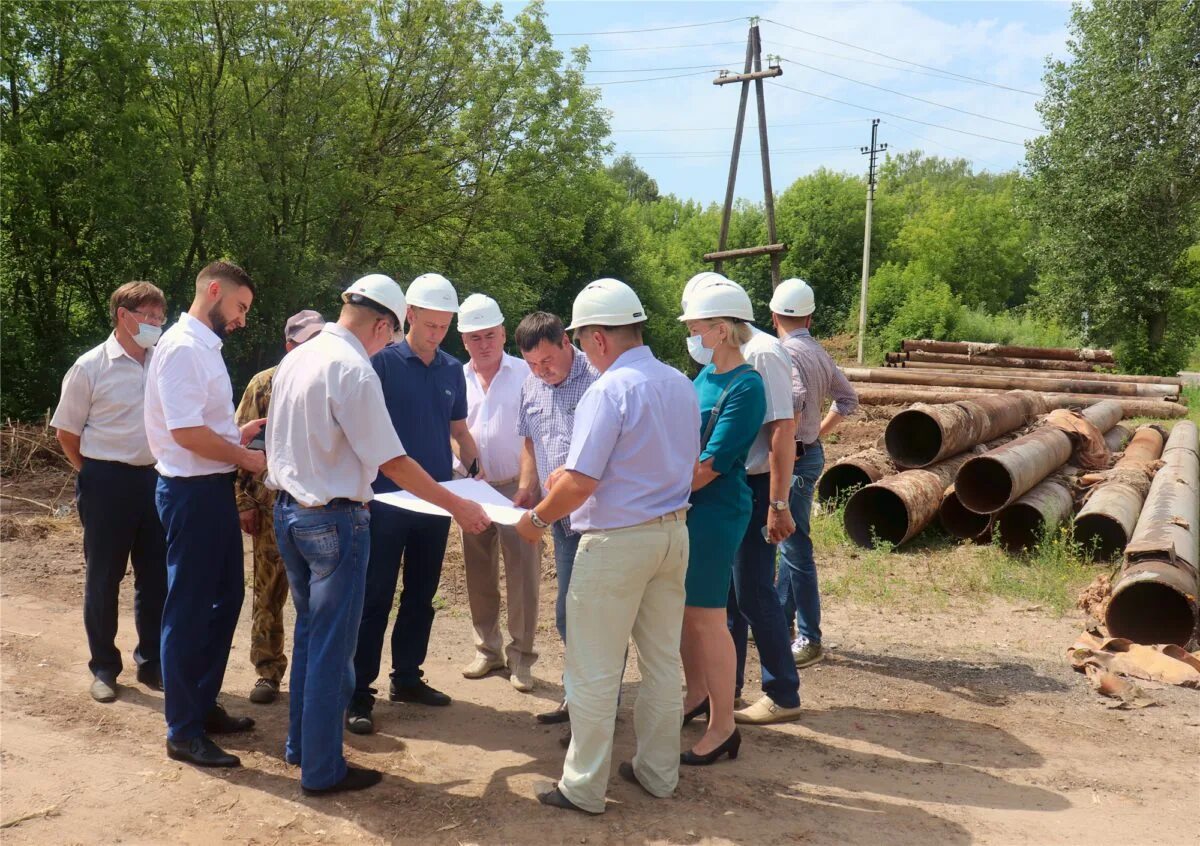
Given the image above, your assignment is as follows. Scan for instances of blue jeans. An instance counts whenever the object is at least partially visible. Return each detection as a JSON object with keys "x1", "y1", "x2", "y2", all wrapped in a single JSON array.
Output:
[
  {"x1": 551, "y1": 521, "x2": 581, "y2": 644},
  {"x1": 275, "y1": 495, "x2": 370, "y2": 790},
  {"x1": 354, "y1": 502, "x2": 450, "y2": 695},
  {"x1": 728, "y1": 473, "x2": 801, "y2": 708},
  {"x1": 155, "y1": 473, "x2": 244, "y2": 743},
  {"x1": 776, "y1": 442, "x2": 825, "y2": 645}
]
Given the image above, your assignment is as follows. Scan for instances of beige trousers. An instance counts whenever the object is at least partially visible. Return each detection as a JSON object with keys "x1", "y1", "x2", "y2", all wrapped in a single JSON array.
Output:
[
  {"x1": 460, "y1": 480, "x2": 541, "y2": 670},
  {"x1": 559, "y1": 513, "x2": 689, "y2": 814}
]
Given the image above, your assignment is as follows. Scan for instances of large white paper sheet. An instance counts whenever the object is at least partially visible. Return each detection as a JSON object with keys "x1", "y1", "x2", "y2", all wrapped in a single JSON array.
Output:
[{"x1": 373, "y1": 477, "x2": 528, "y2": 526}]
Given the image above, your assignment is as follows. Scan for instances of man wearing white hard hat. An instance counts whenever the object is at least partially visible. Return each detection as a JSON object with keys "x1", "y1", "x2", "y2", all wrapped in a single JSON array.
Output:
[
  {"x1": 455, "y1": 293, "x2": 542, "y2": 692},
  {"x1": 266, "y1": 274, "x2": 490, "y2": 796},
  {"x1": 680, "y1": 273, "x2": 804, "y2": 727},
  {"x1": 768, "y1": 278, "x2": 858, "y2": 678},
  {"x1": 515, "y1": 278, "x2": 700, "y2": 815},
  {"x1": 349, "y1": 272, "x2": 482, "y2": 732}
]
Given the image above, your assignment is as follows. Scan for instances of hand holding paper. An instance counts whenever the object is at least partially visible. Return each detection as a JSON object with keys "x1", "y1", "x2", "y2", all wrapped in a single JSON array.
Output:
[{"x1": 374, "y1": 478, "x2": 528, "y2": 527}]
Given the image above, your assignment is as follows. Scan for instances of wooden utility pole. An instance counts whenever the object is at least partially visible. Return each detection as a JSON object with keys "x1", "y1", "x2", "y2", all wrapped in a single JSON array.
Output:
[
  {"x1": 704, "y1": 19, "x2": 786, "y2": 288},
  {"x1": 856, "y1": 118, "x2": 886, "y2": 364}
]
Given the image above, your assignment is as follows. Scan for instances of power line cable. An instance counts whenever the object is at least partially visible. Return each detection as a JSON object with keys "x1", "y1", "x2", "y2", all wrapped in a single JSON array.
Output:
[
  {"x1": 880, "y1": 121, "x2": 1014, "y2": 171},
  {"x1": 611, "y1": 118, "x2": 864, "y2": 133},
  {"x1": 552, "y1": 17, "x2": 745, "y2": 37},
  {"x1": 777, "y1": 56, "x2": 1041, "y2": 131},
  {"x1": 589, "y1": 70, "x2": 713, "y2": 86},
  {"x1": 761, "y1": 17, "x2": 1040, "y2": 96},
  {"x1": 767, "y1": 80, "x2": 1029, "y2": 146},
  {"x1": 584, "y1": 62, "x2": 740, "y2": 73},
  {"x1": 585, "y1": 39, "x2": 746, "y2": 53}
]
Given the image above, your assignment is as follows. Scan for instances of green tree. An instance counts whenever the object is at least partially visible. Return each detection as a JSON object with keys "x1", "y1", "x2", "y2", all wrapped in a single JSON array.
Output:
[{"x1": 1023, "y1": 0, "x2": 1200, "y2": 374}]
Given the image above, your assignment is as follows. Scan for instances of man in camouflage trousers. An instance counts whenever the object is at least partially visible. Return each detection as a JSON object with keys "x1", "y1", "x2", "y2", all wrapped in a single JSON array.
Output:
[{"x1": 236, "y1": 310, "x2": 325, "y2": 704}]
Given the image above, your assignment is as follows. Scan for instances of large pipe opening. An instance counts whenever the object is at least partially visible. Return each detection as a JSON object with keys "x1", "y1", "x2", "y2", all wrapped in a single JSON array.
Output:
[
  {"x1": 956, "y1": 457, "x2": 1014, "y2": 514},
  {"x1": 994, "y1": 505, "x2": 1044, "y2": 552},
  {"x1": 845, "y1": 487, "x2": 910, "y2": 548},
  {"x1": 940, "y1": 492, "x2": 991, "y2": 540},
  {"x1": 1073, "y1": 514, "x2": 1128, "y2": 561},
  {"x1": 817, "y1": 465, "x2": 873, "y2": 503},
  {"x1": 1106, "y1": 582, "x2": 1197, "y2": 647},
  {"x1": 885, "y1": 410, "x2": 943, "y2": 468}
]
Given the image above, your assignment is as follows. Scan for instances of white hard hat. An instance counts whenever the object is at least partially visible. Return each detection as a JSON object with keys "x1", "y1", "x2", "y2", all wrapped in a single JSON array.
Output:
[
  {"x1": 406, "y1": 272, "x2": 459, "y2": 313},
  {"x1": 565, "y1": 278, "x2": 646, "y2": 331},
  {"x1": 680, "y1": 271, "x2": 730, "y2": 310},
  {"x1": 770, "y1": 277, "x2": 816, "y2": 317},
  {"x1": 342, "y1": 274, "x2": 406, "y2": 327},
  {"x1": 679, "y1": 280, "x2": 754, "y2": 322},
  {"x1": 457, "y1": 293, "x2": 504, "y2": 333}
]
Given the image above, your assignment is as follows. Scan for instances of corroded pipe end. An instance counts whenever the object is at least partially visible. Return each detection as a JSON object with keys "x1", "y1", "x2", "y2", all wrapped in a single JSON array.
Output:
[
  {"x1": 1074, "y1": 513, "x2": 1128, "y2": 561},
  {"x1": 844, "y1": 486, "x2": 910, "y2": 549},
  {"x1": 939, "y1": 489, "x2": 991, "y2": 541},
  {"x1": 955, "y1": 455, "x2": 1013, "y2": 514},
  {"x1": 994, "y1": 504, "x2": 1046, "y2": 553},
  {"x1": 885, "y1": 408, "x2": 945, "y2": 469},
  {"x1": 1106, "y1": 560, "x2": 1199, "y2": 647},
  {"x1": 817, "y1": 464, "x2": 876, "y2": 503}
]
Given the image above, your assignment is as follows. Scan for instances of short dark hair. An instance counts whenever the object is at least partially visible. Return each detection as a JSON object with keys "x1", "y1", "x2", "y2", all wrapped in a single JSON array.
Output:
[
  {"x1": 197, "y1": 260, "x2": 255, "y2": 295},
  {"x1": 574, "y1": 322, "x2": 644, "y2": 343},
  {"x1": 514, "y1": 311, "x2": 566, "y2": 352},
  {"x1": 109, "y1": 281, "x2": 166, "y2": 325}
]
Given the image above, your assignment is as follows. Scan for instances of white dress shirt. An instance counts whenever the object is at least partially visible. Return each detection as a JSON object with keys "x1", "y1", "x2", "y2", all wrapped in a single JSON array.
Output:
[
  {"x1": 50, "y1": 333, "x2": 155, "y2": 466},
  {"x1": 463, "y1": 352, "x2": 528, "y2": 484},
  {"x1": 742, "y1": 326, "x2": 796, "y2": 476},
  {"x1": 144, "y1": 312, "x2": 241, "y2": 477},
  {"x1": 265, "y1": 323, "x2": 406, "y2": 506}
]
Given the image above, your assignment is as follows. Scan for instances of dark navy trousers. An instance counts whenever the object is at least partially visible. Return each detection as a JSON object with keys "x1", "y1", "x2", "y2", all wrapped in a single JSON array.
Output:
[
  {"x1": 76, "y1": 458, "x2": 167, "y2": 680},
  {"x1": 156, "y1": 472, "x2": 244, "y2": 742}
]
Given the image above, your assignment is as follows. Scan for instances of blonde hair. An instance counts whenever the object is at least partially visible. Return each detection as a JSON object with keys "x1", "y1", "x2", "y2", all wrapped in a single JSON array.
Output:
[{"x1": 704, "y1": 317, "x2": 752, "y2": 347}]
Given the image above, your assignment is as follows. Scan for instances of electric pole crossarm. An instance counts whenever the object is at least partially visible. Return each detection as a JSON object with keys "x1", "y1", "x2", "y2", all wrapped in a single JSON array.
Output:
[
  {"x1": 704, "y1": 243, "x2": 788, "y2": 262},
  {"x1": 713, "y1": 67, "x2": 782, "y2": 85}
]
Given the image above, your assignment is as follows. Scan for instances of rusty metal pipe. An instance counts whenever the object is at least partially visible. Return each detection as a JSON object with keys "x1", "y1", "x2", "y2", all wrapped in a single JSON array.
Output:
[
  {"x1": 1075, "y1": 426, "x2": 1166, "y2": 560},
  {"x1": 1103, "y1": 424, "x2": 1132, "y2": 453},
  {"x1": 1106, "y1": 421, "x2": 1199, "y2": 646},
  {"x1": 901, "y1": 339, "x2": 1115, "y2": 364},
  {"x1": 904, "y1": 350, "x2": 1104, "y2": 373},
  {"x1": 939, "y1": 484, "x2": 992, "y2": 542},
  {"x1": 816, "y1": 448, "x2": 895, "y2": 503},
  {"x1": 994, "y1": 473, "x2": 1077, "y2": 553},
  {"x1": 852, "y1": 386, "x2": 1188, "y2": 419},
  {"x1": 844, "y1": 366, "x2": 1177, "y2": 398},
  {"x1": 954, "y1": 401, "x2": 1123, "y2": 514},
  {"x1": 883, "y1": 391, "x2": 1045, "y2": 469},
  {"x1": 891, "y1": 360, "x2": 1181, "y2": 386}
]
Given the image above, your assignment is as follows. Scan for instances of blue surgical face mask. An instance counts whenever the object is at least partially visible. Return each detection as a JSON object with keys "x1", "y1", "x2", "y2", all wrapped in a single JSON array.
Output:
[{"x1": 686, "y1": 333, "x2": 713, "y2": 366}]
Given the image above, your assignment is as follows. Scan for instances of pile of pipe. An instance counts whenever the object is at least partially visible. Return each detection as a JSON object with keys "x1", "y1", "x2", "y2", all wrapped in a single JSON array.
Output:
[{"x1": 854, "y1": 339, "x2": 1187, "y2": 419}]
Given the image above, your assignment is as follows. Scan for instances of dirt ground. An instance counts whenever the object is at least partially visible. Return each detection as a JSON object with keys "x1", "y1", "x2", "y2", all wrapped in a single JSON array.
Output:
[{"x1": 2, "y1": 484, "x2": 1198, "y2": 846}]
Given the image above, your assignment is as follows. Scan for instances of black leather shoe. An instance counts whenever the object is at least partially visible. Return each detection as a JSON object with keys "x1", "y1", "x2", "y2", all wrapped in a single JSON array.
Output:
[
  {"x1": 167, "y1": 736, "x2": 240, "y2": 768},
  {"x1": 682, "y1": 699, "x2": 709, "y2": 726},
  {"x1": 345, "y1": 701, "x2": 374, "y2": 735},
  {"x1": 136, "y1": 666, "x2": 163, "y2": 691},
  {"x1": 389, "y1": 679, "x2": 450, "y2": 707},
  {"x1": 618, "y1": 762, "x2": 655, "y2": 797},
  {"x1": 537, "y1": 785, "x2": 600, "y2": 815},
  {"x1": 302, "y1": 765, "x2": 382, "y2": 796},
  {"x1": 205, "y1": 703, "x2": 255, "y2": 735},
  {"x1": 536, "y1": 701, "x2": 570, "y2": 724},
  {"x1": 680, "y1": 729, "x2": 741, "y2": 766}
]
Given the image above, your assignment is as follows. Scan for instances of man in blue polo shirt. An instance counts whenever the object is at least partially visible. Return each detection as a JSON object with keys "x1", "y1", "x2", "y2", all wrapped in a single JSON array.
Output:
[{"x1": 348, "y1": 272, "x2": 482, "y2": 735}]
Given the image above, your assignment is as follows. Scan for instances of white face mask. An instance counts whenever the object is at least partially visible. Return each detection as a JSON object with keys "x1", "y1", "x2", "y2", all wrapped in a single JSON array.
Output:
[
  {"x1": 686, "y1": 333, "x2": 714, "y2": 366},
  {"x1": 132, "y1": 322, "x2": 162, "y2": 349}
]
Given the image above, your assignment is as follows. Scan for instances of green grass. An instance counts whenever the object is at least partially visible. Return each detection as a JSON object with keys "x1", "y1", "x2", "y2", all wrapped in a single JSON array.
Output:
[{"x1": 811, "y1": 502, "x2": 1100, "y2": 615}]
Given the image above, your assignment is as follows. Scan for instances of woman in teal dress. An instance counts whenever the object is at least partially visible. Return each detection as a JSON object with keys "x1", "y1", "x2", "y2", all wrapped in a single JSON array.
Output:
[{"x1": 678, "y1": 282, "x2": 766, "y2": 766}]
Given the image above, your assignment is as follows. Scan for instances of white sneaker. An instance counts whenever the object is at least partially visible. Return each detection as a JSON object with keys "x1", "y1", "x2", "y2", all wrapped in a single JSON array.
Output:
[
  {"x1": 462, "y1": 655, "x2": 506, "y2": 679},
  {"x1": 510, "y1": 663, "x2": 535, "y2": 693}
]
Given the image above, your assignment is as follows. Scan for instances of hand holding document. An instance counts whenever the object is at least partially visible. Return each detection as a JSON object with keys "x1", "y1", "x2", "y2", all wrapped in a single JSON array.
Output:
[{"x1": 373, "y1": 478, "x2": 528, "y2": 526}]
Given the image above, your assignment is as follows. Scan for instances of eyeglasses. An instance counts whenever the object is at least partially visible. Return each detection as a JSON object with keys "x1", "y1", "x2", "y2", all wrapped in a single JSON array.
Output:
[{"x1": 128, "y1": 310, "x2": 166, "y2": 326}]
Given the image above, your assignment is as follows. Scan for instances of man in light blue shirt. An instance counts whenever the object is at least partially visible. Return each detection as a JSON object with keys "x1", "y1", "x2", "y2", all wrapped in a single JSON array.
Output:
[{"x1": 515, "y1": 278, "x2": 699, "y2": 815}]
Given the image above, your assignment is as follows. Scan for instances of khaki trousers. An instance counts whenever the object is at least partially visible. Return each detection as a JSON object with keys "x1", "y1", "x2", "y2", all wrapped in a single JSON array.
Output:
[
  {"x1": 560, "y1": 514, "x2": 688, "y2": 814},
  {"x1": 460, "y1": 480, "x2": 541, "y2": 670}
]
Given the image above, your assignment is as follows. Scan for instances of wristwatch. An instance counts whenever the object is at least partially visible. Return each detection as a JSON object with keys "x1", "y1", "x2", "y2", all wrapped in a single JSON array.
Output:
[
  {"x1": 529, "y1": 509, "x2": 549, "y2": 529},
  {"x1": 769, "y1": 500, "x2": 789, "y2": 512}
]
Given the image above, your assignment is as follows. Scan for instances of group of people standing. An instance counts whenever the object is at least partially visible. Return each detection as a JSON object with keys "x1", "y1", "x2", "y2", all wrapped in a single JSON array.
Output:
[{"x1": 51, "y1": 260, "x2": 856, "y2": 809}]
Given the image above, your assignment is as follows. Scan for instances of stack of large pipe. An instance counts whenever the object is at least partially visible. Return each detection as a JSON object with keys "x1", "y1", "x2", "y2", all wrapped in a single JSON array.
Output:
[
  {"x1": 846, "y1": 367, "x2": 1179, "y2": 399},
  {"x1": 1105, "y1": 421, "x2": 1199, "y2": 647},
  {"x1": 816, "y1": 447, "x2": 895, "y2": 503},
  {"x1": 901, "y1": 339, "x2": 1116, "y2": 364},
  {"x1": 1073, "y1": 425, "x2": 1166, "y2": 560},
  {"x1": 854, "y1": 384, "x2": 1187, "y2": 420}
]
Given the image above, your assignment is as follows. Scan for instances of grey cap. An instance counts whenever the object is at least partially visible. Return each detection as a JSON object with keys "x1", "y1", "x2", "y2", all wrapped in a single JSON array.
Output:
[{"x1": 284, "y1": 309, "x2": 325, "y2": 344}]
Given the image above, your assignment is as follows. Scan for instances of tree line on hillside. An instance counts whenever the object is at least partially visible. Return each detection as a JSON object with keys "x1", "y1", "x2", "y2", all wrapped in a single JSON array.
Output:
[{"x1": 2, "y1": 0, "x2": 1196, "y2": 421}]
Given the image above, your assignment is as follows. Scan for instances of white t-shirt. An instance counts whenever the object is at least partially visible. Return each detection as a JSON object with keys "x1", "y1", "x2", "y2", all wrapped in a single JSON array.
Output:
[
  {"x1": 742, "y1": 326, "x2": 795, "y2": 476},
  {"x1": 51, "y1": 334, "x2": 155, "y2": 466},
  {"x1": 144, "y1": 312, "x2": 240, "y2": 477},
  {"x1": 462, "y1": 353, "x2": 529, "y2": 483},
  {"x1": 265, "y1": 324, "x2": 406, "y2": 506}
]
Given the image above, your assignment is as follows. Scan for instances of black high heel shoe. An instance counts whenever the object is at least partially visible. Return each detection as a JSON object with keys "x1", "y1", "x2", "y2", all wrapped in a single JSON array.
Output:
[
  {"x1": 682, "y1": 699, "x2": 710, "y2": 726},
  {"x1": 680, "y1": 729, "x2": 741, "y2": 766}
]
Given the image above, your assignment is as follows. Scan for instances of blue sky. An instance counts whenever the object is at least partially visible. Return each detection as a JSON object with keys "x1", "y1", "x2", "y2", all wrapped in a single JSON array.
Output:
[{"x1": 512, "y1": 1, "x2": 1073, "y2": 204}]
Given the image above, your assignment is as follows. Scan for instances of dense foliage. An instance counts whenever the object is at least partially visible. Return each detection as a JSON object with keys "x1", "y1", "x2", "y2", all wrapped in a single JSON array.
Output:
[{"x1": 3, "y1": 0, "x2": 1197, "y2": 420}]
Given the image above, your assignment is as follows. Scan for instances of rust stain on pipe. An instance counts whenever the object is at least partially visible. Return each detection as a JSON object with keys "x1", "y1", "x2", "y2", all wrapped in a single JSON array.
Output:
[
  {"x1": 884, "y1": 391, "x2": 1045, "y2": 469},
  {"x1": 851, "y1": 385, "x2": 1188, "y2": 419},
  {"x1": 1076, "y1": 426, "x2": 1166, "y2": 561},
  {"x1": 844, "y1": 366, "x2": 1177, "y2": 398},
  {"x1": 1106, "y1": 421, "x2": 1199, "y2": 646},
  {"x1": 994, "y1": 473, "x2": 1077, "y2": 553},
  {"x1": 890, "y1": 360, "x2": 1181, "y2": 386},
  {"x1": 903, "y1": 350, "x2": 1103, "y2": 373},
  {"x1": 901, "y1": 339, "x2": 1115, "y2": 364},
  {"x1": 816, "y1": 448, "x2": 895, "y2": 503}
]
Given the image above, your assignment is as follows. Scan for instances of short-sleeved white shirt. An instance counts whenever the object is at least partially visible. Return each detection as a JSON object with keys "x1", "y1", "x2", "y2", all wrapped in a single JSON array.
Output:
[
  {"x1": 265, "y1": 323, "x2": 406, "y2": 506},
  {"x1": 144, "y1": 312, "x2": 240, "y2": 477},
  {"x1": 743, "y1": 326, "x2": 795, "y2": 476},
  {"x1": 50, "y1": 334, "x2": 155, "y2": 466},
  {"x1": 462, "y1": 352, "x2": 528, "y2": 483}
]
